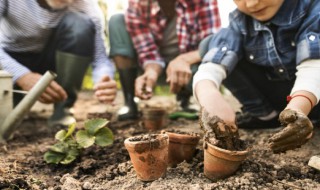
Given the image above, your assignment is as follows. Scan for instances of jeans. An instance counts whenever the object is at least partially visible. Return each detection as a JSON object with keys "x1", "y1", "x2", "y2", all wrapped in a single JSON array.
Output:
[
  {"x1": 7, "y1": 12, "x2": 95, "y2": 105},
  {"x1": 108, "y1": 13, "x2": 199, "y2": 96},
  {"x1": 223, "y1": 59, "x2": 320, "y2": 121}
]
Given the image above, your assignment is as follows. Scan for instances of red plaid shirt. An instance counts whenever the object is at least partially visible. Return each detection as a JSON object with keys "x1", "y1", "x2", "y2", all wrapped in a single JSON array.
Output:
[{"x1": 125, "y1": 0, "x2": 221, "y2": 67}]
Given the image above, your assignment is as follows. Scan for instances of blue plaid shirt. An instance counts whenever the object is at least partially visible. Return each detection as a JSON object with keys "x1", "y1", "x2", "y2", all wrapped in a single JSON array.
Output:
[{"x1": 202, "y1": 0, "x2": 320, "y2": 81}]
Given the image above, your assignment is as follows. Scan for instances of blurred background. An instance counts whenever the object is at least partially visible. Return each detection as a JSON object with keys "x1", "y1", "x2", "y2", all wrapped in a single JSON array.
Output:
[
  {"x1": 82, "y1": 0, "x2": 237, "y2": 90},
  {"x1": 102, "y1": 0, "x2": 236, "y2": 26}
]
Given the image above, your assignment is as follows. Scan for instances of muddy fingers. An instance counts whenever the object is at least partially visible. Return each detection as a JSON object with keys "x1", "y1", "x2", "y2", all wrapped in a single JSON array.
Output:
[
  {"x1": 268, "y1": 109, "x2": 313, "y2": 153},
  {"x1": 268, "y1": 130, "x2": 313, "y2": 152},
  {"x1": 279, "y1": 109, "x2": 298, "y2": 124},
  {"x1": 269, "y1": 138, "x2": 310, "y2": 153},
  {"x1": 268, "y1": 123, "x2": 309, "y2": 143}
]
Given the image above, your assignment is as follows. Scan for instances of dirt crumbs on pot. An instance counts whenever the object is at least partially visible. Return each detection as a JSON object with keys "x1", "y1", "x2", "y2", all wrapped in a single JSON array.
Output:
[
  {"x1": 199, "y1": 108, "x2": 247, "y2": 151},
  {"x1": 129, "y1": 134, "x2": 159, "y2": 142},
  {"x1": 128, "y1": 134, "x2": 168, "y2": 153}
]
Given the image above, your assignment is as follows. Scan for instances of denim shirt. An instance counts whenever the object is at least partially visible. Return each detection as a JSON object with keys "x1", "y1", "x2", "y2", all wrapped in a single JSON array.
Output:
[{"x1": 203, "y1": 0, "x2": 320, "y2": 80}]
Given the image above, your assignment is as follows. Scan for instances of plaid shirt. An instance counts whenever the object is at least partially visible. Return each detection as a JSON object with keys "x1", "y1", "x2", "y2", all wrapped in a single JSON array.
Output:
[{"x1": 125, "y1": 0, "x2": 221, "y2": 67}]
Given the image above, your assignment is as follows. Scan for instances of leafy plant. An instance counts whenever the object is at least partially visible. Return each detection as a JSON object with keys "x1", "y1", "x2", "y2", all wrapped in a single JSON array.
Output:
[{"x1": 44, "y1": 118, "x2": 114, "y2": 165}]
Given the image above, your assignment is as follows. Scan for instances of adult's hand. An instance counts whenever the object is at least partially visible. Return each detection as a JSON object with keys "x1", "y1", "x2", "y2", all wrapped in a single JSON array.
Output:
[
  {"x1": 135, "y1": 64, "x2": 162, "y2": 100},
  {"x1": 166, "y1": 56, "x2": 192, "y2": 93},
  {"x1": 94, "y1": 75, "x2": 117, "y2": 104},
  {"x1": 268, "y1": 109, "x2": 313, "y2": 153},
  {"x1": 16, "y1": 72, "x2": 67, "y2": 104}
]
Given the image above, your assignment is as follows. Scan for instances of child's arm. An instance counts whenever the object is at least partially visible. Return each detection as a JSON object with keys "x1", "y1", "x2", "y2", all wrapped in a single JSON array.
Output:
[
  {"x1": 269, "y1": 59, "x2": 320, "y2": 153},
  {"x1": 193, "y1": 62, "x2": 235, "y2": 125},
  {"x1": 287, "y1": 59, "x2": 320, "y2": 114},
  {"x1": 195, "y1": 80, "x2": 236, "y2": 125}
]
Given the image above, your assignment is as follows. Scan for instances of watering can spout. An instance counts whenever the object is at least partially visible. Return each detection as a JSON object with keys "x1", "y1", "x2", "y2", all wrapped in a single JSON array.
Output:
[{"x1": 0, "y1": 71, "x2": 56, "y2": 142}]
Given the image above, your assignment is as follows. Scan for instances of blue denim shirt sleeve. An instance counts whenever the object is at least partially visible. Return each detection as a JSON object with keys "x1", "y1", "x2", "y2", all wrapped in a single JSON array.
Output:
[
  {"x1": 201, "y1": 0, "x2": 320, "y2": 77},
  {"x1": 202, "y1": 27, "x2": 243, "y2": 73},
  {"x1": 296, "y1": 0, "x2": 320, "y2": 64}
]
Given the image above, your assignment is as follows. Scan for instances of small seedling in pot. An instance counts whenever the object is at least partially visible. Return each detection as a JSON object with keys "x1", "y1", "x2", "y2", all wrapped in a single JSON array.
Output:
[{"x1": 44, "y1": 118, "x2": 114, "y2": 165}]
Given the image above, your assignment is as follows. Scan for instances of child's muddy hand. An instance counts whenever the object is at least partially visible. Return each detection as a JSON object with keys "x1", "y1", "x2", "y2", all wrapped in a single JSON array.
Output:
[
  {"x1": 268, "y1": 109, "x2": 313, "y2": 153},
  {"x1": 199, "y1": 107, "x2": 239, "y2": 137}
]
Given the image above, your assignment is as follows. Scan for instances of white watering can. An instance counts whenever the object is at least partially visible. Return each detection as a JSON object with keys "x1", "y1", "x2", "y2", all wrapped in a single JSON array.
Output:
[{"x1": 0, "y1": 70, "x2": 56, "y2": 142}]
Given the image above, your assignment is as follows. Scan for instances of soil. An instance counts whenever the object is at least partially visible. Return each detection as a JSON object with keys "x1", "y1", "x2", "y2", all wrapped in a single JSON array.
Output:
[
  {"x1": 199, "y1": 108, "x2": 246, "y2": 151},
  {"x1": 1, "y1": 90, "x2": 320, "y2": 190}
]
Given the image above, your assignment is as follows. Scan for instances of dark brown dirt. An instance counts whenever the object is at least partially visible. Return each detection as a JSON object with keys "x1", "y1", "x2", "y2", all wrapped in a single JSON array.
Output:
[
  {"x1": 199, "y1": 108, "x2": 246, "y2": 151},
  {"x1": 0, "y1": 90, "x2": 319, "y2": 190}
]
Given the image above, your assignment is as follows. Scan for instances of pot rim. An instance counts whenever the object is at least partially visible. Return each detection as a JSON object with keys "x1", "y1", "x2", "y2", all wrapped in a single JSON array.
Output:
[
  {"x1": 124, "y1": 134, "x2": 169, "y2": 150},
  {"x1": 142, "y1": 107, "x2": 167, "y2": 112},
  {"x1": 204, "y1": 141, "x2": 249, "y2": 161},
  {"x1": 163, "y1": 131, "x2": 200, "y2": 145}
]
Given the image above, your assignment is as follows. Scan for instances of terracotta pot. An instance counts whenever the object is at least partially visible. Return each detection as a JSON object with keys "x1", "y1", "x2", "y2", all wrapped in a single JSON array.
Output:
[
  {"x1": 124, "y1": 134, "x2": 169, "y2": 181},
  {"x1": 87, "y1": 112, "x2": 112, "y2": 120},
  {"x1": 203, "y1": 141, "x2": 249, "y2": 180},
  {"x1": 142, "y1": 107, "x2": 167, "y2": 131},
  {"x1": 164, "y1": 131, "x2": 200, "y2": 167}
]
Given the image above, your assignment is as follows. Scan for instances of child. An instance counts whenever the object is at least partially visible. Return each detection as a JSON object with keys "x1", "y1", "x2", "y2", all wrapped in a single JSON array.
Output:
[{"x1": 193, "y1": 0, "x2": 320, "y2": 153}]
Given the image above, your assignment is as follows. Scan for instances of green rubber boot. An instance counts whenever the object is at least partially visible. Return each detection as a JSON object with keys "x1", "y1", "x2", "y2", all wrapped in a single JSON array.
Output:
[
  {"x1": 117, "y1": 67, "x2": 139, "y2": 121},
  {"x1": 48, "y1": 51, "x2": 91, "y2": 128}
]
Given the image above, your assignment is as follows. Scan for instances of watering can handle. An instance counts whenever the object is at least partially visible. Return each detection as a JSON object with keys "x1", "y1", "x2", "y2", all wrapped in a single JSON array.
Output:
[{"x1": 0, "y1": 71, "x2": 57, "y2": 142}]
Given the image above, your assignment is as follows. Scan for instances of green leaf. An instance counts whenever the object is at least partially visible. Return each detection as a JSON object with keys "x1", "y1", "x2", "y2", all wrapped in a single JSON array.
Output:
[
  {"x1": 60, "y1": 148, "x2": 80, "y2": 165},
  {"x1": 44, "y1": 151, "x2": 65, "y2": 164},
  {"x1": 75, "y1": 130, "x2": 95, "y2": 148},
  {"x1": 60, "y1": 155, "x2": 77, "y2": 165},
  {"x1": 65, "y1": 139, "x2": 79, "y2": 149},
  {"x1": 55, "y1": 130, "x2": 67, "y2": 141},
  {"x1": 54, "y1": 123, "x2": 76, "y2": 141},
  {"x1": 49, "y1": 142, "x2": 68, "y2": 153},
  {"x1": 84, "y1": 118, "x2": 109, "y2": 135},
  {"x1": 95, "y1": 127, "x2": 114, "y2": 147},
  {"x1": 65, "y1": 122, "x2": 76, "y2": 139}
]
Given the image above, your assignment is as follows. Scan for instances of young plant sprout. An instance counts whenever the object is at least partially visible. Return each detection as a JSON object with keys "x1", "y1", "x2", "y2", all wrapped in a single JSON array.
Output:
[{"x1": 44, "y1": 118, "x2": 114, "y2": 164}]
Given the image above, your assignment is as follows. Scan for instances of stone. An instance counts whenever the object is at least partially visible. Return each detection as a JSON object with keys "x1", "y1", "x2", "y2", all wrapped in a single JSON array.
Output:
[{"x1": 308, "y1": 156, "x2": 320, "y2": 170}]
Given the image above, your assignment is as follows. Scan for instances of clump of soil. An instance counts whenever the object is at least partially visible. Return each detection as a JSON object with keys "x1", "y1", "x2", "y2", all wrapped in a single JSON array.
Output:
[
  {"x1": 126, "y1": 134, "x2": 169, "y2": 153},
  {"x1": 199, "y1": 107, "x2": 247, "y2": 151},
  {"x1": 128, "y1": 134, "x2": 163, "y2": 142}
]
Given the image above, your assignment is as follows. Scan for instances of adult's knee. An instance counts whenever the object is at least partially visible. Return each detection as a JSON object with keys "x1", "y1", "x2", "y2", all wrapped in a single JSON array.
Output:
[
  {"x1": 56, "y1": 12, "x2": 95, "y2": 56},
  {"x1": 109, "y1": 14, "x2": 126, "y2": 35},
  {"x1": 108, "y1": 13, "x2": 136, "y2": 59}
]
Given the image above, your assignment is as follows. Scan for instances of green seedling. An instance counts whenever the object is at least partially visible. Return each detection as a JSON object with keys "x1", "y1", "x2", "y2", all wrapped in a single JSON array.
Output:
[{"x1": 44, "y1": 118, "x2": 114, "y2": 165}]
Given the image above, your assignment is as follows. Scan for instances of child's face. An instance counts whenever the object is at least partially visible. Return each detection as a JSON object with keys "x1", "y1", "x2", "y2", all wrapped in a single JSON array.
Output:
[{"x1": 233, "y1": 0, "x2": 285, "y2": 21}]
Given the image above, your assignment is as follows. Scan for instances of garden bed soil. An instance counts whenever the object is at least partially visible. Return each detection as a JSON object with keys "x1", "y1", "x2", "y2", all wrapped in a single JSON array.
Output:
[{"x1": 0, "y1": 90, "x2": 320, "y2": 190}]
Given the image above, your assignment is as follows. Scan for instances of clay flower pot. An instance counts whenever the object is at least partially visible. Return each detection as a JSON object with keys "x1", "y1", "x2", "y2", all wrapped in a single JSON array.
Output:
[
  {"x1": 162, "y1": 130, "x2": 200, "y2": 167},
  {"x1": 142, "y1": 107, "x2": 168, "y2": 131},
  {"x1": 124, "y1": 133, "x2": 169, "y2": 181},
  {"x1": 87, "y1": 111, "x2": 112, "y2": 120},
  {"x1": 203, "y1": 141, "x2": 249, "y2": 180}
]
